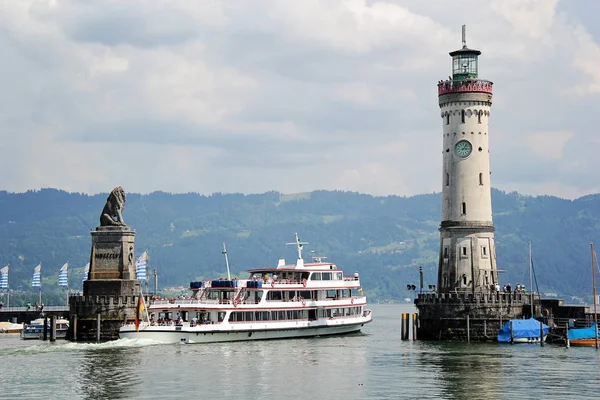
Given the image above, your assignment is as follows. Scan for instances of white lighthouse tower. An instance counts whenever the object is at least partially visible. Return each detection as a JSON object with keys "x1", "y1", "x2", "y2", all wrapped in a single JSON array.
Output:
[{"x1": 437, "y1": 26, "x2": 497, "y2": 294}]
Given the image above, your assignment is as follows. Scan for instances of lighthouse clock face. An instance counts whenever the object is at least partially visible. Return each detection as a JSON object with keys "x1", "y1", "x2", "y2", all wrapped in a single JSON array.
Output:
[{"x1": 455, "y1": 140, "x2": 473, "y2": 158}]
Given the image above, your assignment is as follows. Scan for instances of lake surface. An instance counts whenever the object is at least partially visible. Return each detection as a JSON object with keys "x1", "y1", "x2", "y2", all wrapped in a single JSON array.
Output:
[{"x1": 1, "y1": 304, "x2": 599, "y2": 399}]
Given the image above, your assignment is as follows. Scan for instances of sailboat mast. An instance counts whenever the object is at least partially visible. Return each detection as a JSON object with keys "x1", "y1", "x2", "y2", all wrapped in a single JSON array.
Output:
[
  {"x1": 529, "y1": 242, "x2": 534, "y2": 317},
  {"x1": 591, "y1": 243, "x2": 598, "y2": 348},
  {"x1": 223, "y1": 242, "x2": 231, "y2": 280}
]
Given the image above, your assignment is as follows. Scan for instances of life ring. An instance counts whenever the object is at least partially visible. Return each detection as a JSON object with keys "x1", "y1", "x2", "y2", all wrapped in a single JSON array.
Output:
[
  {"x1": 351, "y1": 298, "x2": 354, "y2": 304},
  {"x1": 302, "y1": 279, "x2": 307, "y2": 287},
  {"x1": 233, "y1": 300, "x2": 238, "y2": 307},
  {"x1": 302, "y1": 299, "x2": 306, "y2": 307}
]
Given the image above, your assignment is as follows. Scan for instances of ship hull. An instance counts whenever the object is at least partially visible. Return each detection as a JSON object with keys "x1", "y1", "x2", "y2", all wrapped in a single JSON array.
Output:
[{"x1": 120, "y1": 315, "x2": 372, "y2": 344}]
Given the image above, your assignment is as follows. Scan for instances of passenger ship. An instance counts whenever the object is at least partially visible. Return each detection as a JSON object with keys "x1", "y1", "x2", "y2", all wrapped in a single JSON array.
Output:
[{"x1": 119, "y1": 234, "x2": 372, "y2": 344}]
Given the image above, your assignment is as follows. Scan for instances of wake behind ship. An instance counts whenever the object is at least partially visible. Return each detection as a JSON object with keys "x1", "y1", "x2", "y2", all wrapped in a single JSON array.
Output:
[{"x1": 119, "y1": 234, "x2": 372, "y2": 344}]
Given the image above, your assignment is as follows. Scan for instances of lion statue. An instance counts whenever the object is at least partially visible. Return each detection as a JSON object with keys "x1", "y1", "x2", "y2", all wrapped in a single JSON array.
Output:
[{"x1": 100, "y1": 186, "x2": 127, "y2": 227}]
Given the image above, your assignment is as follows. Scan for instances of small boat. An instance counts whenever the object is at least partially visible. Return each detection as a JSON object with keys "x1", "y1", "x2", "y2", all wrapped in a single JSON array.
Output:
[
  {"x1": 0, "y1": 321, "x2": 23, "y2": 334},
  {"x1": 498, "y1": 318, "x2": 550, "y2": 343},
  {"x1": 568, "y1": 323, "x2": 599, "y2": 347},
  {"x1": 20, "y1": 317, "x2": 69, "y2": 340},
  {"x1": 567, "y1": 244, "x2": 599, "y2": 347},
  {"x1": 498, "y1": 243, "x2": 549, "y2": 343},
  {"x1": 120, "y1": 233, "x2": 373, "y2": 344}
]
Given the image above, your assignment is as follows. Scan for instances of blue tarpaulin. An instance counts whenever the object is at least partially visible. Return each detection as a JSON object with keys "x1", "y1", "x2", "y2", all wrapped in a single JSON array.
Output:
[
  {"x1": 498, "y1": 318, "x2": 550, "y2": 342},
  {"x1": 568, "y1": 323, "x2": 598, "y2": 340}
]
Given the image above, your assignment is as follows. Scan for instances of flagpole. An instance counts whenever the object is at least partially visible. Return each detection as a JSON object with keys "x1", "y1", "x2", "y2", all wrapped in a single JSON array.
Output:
[{"x1": 146, "y1": 251, "x2": 149, "y2": 295}]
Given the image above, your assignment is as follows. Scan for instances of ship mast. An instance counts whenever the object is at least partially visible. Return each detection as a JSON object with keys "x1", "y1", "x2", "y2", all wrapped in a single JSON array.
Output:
[
  {"x1": 592, "y1": 243, "x2": 598, "y2": 348},
  {"x1": 222, "y1": 242, "x2": 231, "y2": 280}
]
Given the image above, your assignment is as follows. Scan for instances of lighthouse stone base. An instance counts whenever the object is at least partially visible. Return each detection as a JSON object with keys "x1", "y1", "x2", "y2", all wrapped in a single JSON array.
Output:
[{"x1": 415, "y1": 292, "x2": 535, "y2": 341}]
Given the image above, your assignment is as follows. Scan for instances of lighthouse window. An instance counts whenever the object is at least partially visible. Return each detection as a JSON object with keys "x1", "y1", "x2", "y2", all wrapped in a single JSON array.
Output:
[
  {"x1": 482, "y1": 247, "x2": 488, "y2": 257},
  {"x1": 443, "y1": 247, "x2": 449, "y2": 258},
  {"x1": 478, "y1": 111, "x2": 482, "y2": 124},
  {"x1": 461, "y1": 110, "x2": 465, "y2": 123},
  {"x1": 463, "y1": 274, "x2": 467, "y2": 285},
  {"x1": 479, "y1": 173, "x2": 483, "y2": 185},
  {"x1": 445, "y1": 172, "x2": 449, "y2": 186},
  {"x1": 462, "y1": 202, "x2": 466, "y2": 215},
  {"x1": 462, "y1": 247, "x2": 467, "y2": 257},
  {"x1": 446, "y1": 114, "x2": 450, "y2": 125}
]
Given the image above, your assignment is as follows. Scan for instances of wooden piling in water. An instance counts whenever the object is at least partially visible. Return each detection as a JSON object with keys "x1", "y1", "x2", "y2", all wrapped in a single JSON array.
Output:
[
  {"x1": 412, "y1": 313, "x2": 418, "y2": 340},
  {"x1": 50, "y1": 315, "x2": 56, "y2": 342},
  {"x1": 43, "y1": 316, "x2": 48, "y2": 341},
  {"x1": 401, "y1": 313, "x2": 409, "y2": 340},
  {"x1": 96, "y1": 314, "x2": 101, "y2": 342},
  {"x1": 510, "y1": 321, "x2": 514, "y2": 344},
  {"x1": 539, "y1": 320, "x2": 544, "y2": 347},
  {"x1": 72, "y1": 315, "x2": 77, "y2": 341},
  {"x1": 466, "y1": 315, "x2": 470, "y2": 343}
]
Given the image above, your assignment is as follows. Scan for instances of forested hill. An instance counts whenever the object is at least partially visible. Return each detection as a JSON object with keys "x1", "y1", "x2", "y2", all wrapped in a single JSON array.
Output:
[{"x1": 0, "y1": 188, "x2": 599, "y2": 305}]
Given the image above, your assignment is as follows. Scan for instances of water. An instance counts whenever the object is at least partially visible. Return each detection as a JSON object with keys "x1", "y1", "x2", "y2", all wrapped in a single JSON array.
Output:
[{"x1": 1, "y1": 304, "x2": 599, "y2": 399}]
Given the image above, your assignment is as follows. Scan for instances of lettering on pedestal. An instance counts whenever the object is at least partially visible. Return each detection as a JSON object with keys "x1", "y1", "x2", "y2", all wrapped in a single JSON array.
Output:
[{"x1": 94, "y1": 246, "x2": 122, "y2": 271}]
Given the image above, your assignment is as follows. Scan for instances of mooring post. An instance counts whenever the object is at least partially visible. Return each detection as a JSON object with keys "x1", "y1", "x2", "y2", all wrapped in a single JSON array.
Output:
[
  {"x1": 401, "y1": 313, "x2": 409, "y2": 340},
  {"x1": 484, "y1": 319, "x2": 487, "y2": 338},
  {"x1": 510, "y1": 321, "x2": 514, "y2": 344},
  {"x1": 96, "y1": 313, "x2": 101, "y2": 341},
  {"x1": 50, "y1": 315, "x2": 56, "y2": 342},
  {"x1": 412, "y1": 313, "x2": 418, "y2": 340},
  {"x1": 466, "y1": 315, "x2": 470, "y2": 343},
  {"x1": 43, "y1": 316, "x2": 48, "y2": 341},
  {"x1": 566, "y1": 322, "x2": 570, "y2": 348},
  {"x1": 539, "y1": 320, "x2": 544, "y2": 347},
  {"x1": 73, "y1": 315, "x2": 78, "y2": 341}
]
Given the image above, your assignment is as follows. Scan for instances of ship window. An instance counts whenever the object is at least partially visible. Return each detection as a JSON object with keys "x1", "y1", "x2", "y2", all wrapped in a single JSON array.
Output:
[
  {"x1": 299, "y1": 290, "x2": 312, "y2": 299},
  {"x1": 218, "y1": 312, "x2": 226, "y2": 322},
  {"x1": 461, "y1": 110, "x2": 465, "y2": 123},
  {"x1": 311, "y1": 272, "x2": 322, "y2": 280},
  {"x1": 334, "y1": 272, "x2": 342, "y2": 280},
  {"x1": 266, "y1": 291, "x2": 283, "y2": 301},
  {"x1": 322, "y1": 272, "x2": 332, "y2": 281},
  {"x1": 278, "y1": 311, "x2": 286, "y2": 320},
  {"x1": 326, "y1": 290, "x2": 337, "y2": 298},
  {"x1": 462, "y1": 202, "x2": 466, "y2": 215}
]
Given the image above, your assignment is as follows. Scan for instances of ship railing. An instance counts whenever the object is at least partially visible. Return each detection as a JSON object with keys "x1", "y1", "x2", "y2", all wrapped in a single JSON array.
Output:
[
  {"x1": 152, "y1": 299, "x2": 220, "y2": 306},
  {"x1": 437, "y1": 79, "x2": 493, "y2": 95}
]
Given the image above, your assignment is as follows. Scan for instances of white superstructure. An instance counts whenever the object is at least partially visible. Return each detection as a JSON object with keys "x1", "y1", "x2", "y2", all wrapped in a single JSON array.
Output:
[
  {"x1": 119, "y1": 234, "x2": 372, "y2": 344},
  {"x1": 437, "y1": 26, "x2": 498, "y2": 294}
]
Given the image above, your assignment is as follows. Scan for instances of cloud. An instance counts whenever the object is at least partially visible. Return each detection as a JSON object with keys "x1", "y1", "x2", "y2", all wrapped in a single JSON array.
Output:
[
  {"x1": 0, "y1": 0, "x2": 598, "y2": 199},
  {"x1": 524, "y1": 131, "x2": 574, "y2": 160}
]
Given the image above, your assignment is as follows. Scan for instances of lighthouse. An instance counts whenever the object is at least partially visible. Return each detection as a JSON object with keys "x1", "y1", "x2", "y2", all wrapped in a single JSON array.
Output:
[{"x1": 437, "y1": 26, "x2": 497, "y2": 294}]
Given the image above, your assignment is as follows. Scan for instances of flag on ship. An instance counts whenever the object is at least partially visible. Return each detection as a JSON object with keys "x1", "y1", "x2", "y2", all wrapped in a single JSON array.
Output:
[
  {"x1": 82, "y1": 263, "x2": 90, "y2": 283},
  {"x1": 32, "y1": 264, "x2": 42, "y2": 287},
  {"x1": 134, "y1": 295, "x2": 145, "y2": 331},
  {"x1": 58, "y1": 263, "x2": 69, "y2": 287},
  {"x1": 0, "y1": 266, "x2": 8, "y2": 289},
  {"x1": 135, "y1": 251, "x2": 148, "y2": 281}
]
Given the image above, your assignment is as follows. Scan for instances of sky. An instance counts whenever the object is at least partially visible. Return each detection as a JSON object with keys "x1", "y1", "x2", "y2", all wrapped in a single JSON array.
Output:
[{"x1": 1, "y1": 0, "x2": 599, "y2": 199}]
